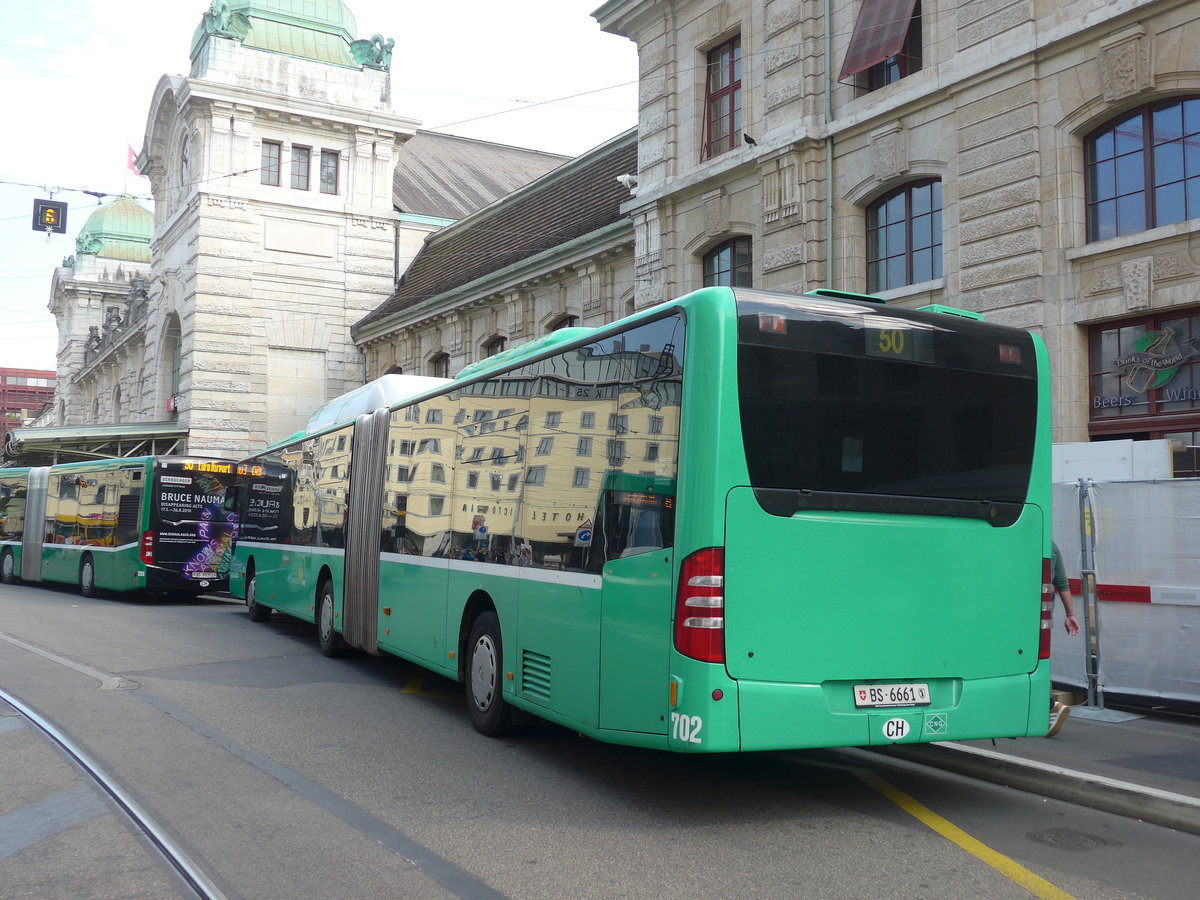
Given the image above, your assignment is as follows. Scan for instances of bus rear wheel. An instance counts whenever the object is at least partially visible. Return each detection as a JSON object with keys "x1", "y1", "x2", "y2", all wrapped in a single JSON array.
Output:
[
  {"x1": 316, "y1": 579, "x2": 344, "y2": 657},
  {"x1": 246, "y1": 571, "x2": 271, "y2": 622},
  {"x1": 79, "y1": 556, "x2": 97, "y2": 598},
  {"x1": 465, "y1": 611, "x2": 513, "y2": 736},
  {"x1": 1, "y1": 549, "x2": 16, "y2": 584}
]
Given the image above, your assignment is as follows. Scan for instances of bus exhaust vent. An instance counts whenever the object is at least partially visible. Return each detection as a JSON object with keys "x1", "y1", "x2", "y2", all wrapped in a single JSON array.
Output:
[{"x1": 521, "y1": 650, "x2": 551, "y2": 703}]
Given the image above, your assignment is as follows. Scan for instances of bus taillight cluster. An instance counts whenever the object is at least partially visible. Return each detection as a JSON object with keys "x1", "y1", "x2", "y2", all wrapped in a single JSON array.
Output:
[
  {"x1": 675, "y1": 548, "x2": 725, "y2": 663},
  {"x1": 1039, "y1": 557, "x2": 1054, "y2": 659},
  {"x1": 140, "y1": 531, "x2": 155, "y2": 566}
]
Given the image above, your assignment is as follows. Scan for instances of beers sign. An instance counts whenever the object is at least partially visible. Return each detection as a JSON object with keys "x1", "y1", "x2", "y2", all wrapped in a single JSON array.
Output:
[{"x1": 1094, "y1": 325, "x2": 1200, "y2": 410}]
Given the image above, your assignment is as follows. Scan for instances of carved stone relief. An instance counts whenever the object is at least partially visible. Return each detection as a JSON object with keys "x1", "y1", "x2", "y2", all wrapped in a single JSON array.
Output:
[
  {"x1": 1121, "y1": 257, "x2": 1152, "y2": 311},
  {"x1": 1100, "y1": 28, "x2": 1152, "y2": 103},
  {"x1": 703, "y1": 188, "x2": 730, "y2": 238},
  {"x1": 871, "y1": 126, "x2": 908, "y2": 182}
]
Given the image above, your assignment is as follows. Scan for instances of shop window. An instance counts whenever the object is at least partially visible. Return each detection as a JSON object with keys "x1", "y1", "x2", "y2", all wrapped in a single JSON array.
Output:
[
  {"x1": 1165, "y1": 431, "x2": 1200, "y2": 478},
  {"x1": 1088, "y1": 311, "x2": 1200, "y2": 459},
  {"x1": 1086, "y1": 97, "x2": 1200, "y2": 241}
]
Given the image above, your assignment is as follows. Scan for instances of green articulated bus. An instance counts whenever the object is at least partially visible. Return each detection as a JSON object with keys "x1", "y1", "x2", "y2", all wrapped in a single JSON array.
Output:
[
  {"x1": 229, "y1": 286, "x2": 1052, "y2": 752},
  {"x1": 0, "y1": 455, "x2": 241, "y2": 597}
]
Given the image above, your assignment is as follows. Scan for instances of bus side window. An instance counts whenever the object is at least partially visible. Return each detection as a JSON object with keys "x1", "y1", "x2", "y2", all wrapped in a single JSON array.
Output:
[
  {"x1": 115, "y1": 492, "x2": 141, "y2": 545},
  {"x1": 586, "y1": 484, "x2": 675, "y2": 573}
]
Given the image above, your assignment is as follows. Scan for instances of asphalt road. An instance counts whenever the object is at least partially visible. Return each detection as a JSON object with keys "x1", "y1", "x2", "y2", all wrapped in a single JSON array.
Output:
[{"x1": 2, "y1": 580, "x2": 1198, "y2": 899}]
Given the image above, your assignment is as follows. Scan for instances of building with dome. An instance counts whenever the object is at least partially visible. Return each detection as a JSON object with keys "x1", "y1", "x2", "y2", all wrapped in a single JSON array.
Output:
[
  {"x1": 47, "y1": 195, "x2": 155, "y2": 428},
  {"x1": 36, "y1": 0, "x2": 567, "y2": 462}
]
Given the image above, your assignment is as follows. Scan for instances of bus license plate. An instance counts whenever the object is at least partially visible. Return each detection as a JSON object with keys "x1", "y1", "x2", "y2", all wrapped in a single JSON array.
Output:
[{"x1": 853, "y1": 683, "x2": 931, "y2": 708}]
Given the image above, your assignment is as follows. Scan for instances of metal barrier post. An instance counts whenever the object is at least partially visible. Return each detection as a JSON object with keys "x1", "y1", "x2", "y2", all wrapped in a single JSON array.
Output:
[{"x1": 1078, "y1": 477, "x2": 1102, "y2": 709}]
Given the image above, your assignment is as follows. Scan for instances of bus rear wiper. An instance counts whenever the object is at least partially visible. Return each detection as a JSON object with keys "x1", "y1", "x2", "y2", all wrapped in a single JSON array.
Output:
[{"x1": 752, "y1": 488, "x2": 1021, "y2": 526}]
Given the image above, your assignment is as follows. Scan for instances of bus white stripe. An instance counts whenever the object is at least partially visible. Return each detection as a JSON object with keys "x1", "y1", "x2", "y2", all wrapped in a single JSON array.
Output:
[{"x1": 38, "y1": 542, "x2": 138, "y2": 554}]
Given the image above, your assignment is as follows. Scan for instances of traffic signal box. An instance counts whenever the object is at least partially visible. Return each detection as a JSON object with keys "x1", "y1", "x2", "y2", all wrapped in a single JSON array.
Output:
[{"x1": 32, "y1": 199, "x2": 67, "y2": 234}]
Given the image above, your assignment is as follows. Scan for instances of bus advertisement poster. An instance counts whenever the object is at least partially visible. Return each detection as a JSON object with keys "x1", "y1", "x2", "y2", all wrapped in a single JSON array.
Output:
[{"x1": 153, "y1": 468, "x2": 238, "y2": 580}]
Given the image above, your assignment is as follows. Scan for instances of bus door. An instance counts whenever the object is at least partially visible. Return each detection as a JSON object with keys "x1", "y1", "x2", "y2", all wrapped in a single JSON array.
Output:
[
  {"x1": 592, "y1": 479, "x2": 675, "y2": 736},
  {"x1": 20, "y1": 467, "x2": 49, "y2": 582}
]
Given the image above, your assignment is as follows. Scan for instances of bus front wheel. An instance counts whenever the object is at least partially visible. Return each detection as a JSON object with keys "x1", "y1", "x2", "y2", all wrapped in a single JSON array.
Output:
[
  {"x1": 79, "y1": 556, "x2": 97, "y2": 598},
  {"x1": 1, "y1": 549, "x2": 15, "y2": 584},
  {"x1": 316, "y1": 580, "x2": 344, "y2": 657},
  {"x1": 246, "y1": 571, "x2": 271, "y2": 622},
  {"x1": 466, "y1": 611, "x2": 513, "y2": 736}
]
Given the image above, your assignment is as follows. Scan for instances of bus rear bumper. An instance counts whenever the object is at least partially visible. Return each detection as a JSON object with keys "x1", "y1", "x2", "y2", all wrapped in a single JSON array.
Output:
[
  {"x1": 736, "y1": 668, "x2": 1049, "y2": 751},
  {"x1": 143, "y1": 566, "x2": 228, "y2": 594}
]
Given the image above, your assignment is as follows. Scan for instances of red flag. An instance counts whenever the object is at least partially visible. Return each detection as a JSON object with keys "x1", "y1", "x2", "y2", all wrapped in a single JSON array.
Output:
[{"x1": 127, "y1": 145, "x2": 144, "y2": 176}]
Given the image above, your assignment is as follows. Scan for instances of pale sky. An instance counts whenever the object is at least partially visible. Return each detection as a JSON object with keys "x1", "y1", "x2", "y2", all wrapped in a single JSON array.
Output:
[{"x1": 0, "y1": 0, "x2": 638, "y2": 371}]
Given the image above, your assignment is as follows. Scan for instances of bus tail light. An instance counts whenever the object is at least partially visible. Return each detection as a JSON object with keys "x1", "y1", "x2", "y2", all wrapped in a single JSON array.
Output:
[
  {"x1": 675, "y1": 548, "x2": 725, "y2": 663},
  {"x1": 1039, "y1": 557, "x2": 1054, "y2": 659},
  {"x1": 140, "y1": 531, "x2": 155, "y2": 566}
]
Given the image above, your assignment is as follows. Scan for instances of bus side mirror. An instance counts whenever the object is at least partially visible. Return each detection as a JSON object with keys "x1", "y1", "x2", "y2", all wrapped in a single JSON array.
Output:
[{"x1": 222, "y1": 485, "x2": 240, "y2": 511}]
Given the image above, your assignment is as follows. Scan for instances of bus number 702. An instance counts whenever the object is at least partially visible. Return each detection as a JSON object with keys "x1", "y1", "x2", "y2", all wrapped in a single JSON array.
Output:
[{"x1": 670, "y1": 712, "x2": 703, "y2": 744}]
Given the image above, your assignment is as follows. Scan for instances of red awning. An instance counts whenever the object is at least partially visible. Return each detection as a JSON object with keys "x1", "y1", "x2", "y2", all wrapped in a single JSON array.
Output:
[{"x1": 838, "y1": 0, "x2": 919, "y2": 81}]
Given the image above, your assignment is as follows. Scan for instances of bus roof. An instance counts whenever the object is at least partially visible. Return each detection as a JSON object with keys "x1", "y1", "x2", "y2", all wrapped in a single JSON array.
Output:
[
  {"x1": 454, "y1": 327, "x2": 596, "y2": 382},
  {"x1": 303, "y1": 374, "x2": 453, "y2": 436}
]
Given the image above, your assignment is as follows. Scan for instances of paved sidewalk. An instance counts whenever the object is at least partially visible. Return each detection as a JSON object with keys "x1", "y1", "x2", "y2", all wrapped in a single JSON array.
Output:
[{"x1": 878, "y1": 704, "x2": 1200, "y2": 835}]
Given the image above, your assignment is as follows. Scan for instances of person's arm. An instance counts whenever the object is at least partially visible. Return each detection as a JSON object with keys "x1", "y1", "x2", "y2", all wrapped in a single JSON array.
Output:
[{"x1": 1057, "y1": 589, "x2": 1079, "y2": 635}]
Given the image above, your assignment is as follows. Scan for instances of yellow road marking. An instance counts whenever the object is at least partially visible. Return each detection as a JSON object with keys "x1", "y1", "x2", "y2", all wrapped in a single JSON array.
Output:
[
  {"x1": 855, "y1": 769, "x2": 1077, "y2": 900},
  {"x1": 401, "y1": 669, "x2": 462, "y2": 703}
]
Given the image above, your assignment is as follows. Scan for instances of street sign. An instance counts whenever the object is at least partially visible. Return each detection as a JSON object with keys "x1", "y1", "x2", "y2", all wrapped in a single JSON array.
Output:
[{"x1": 575, "y1": 519, "x2": 593, "y2": 546}]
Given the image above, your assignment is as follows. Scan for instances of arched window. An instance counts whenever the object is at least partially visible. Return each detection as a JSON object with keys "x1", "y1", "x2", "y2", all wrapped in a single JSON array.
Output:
[
  {"x1": 703, "y1": 237, "x2": 753, "y2": 287},
  {"x1": 431, "y1": 354, "x2": 450, "y2": 378},
  {"x1": 549, "y1": 316, "x2": 579, "y2": 331},
  {"x1": 384, "y1": 365, "x2": 403, "y2": 375},
  {"x1": 161, "y1": 313, "x2": 183, "y2": 416},
  {"x1": 866, "y1": 180, "x2": 942, "y2": 292},
  {"x1": 485, "y1": 336, "x2": 506, "y2": 357},
  {"x1": 1086, "y1": 97, "x2": 1200, "y2": 242}
]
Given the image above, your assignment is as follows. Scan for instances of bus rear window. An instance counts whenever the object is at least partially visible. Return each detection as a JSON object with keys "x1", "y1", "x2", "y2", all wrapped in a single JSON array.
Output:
[{"x1": 736, "y1": 293, "x2": 1037, "y2": 525}]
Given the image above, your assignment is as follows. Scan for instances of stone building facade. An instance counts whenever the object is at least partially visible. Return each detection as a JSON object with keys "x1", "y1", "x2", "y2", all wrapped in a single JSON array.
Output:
[
  {"x1": 43, "y1": 1, "x2": 566, "y2": 461},
  {"x1": 134, "y1": 2, "x2": 418, "y2": 456},
  {"x1": 593, "y1": 0, "x2": 1200, "y2": 475},
  {"x1": 47, "y1": 195, "x2": 155, "y2": 428}
]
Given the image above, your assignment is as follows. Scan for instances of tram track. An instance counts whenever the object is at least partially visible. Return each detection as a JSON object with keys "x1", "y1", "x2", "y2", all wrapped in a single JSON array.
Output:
[{"x1": 0, "y1": 685, "x2": 229, "y2": 900}]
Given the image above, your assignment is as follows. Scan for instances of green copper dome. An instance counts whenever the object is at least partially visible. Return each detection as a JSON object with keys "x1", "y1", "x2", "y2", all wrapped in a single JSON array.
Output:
[
  {"x1": 191, "y1": 0, "x2": 362, "y2": 68},
  {"x1": 75, "y1": 195, "x2": 153, "y2": 263}
]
